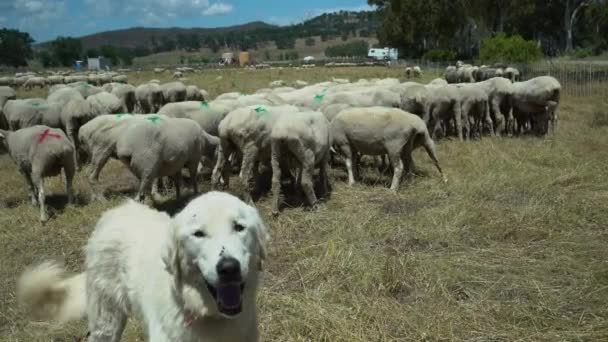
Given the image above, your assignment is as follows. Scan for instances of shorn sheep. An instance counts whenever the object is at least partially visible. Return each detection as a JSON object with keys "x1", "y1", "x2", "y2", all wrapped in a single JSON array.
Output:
[{"x1": 0, "y1": 126, "x2": 75, "y2": 222}]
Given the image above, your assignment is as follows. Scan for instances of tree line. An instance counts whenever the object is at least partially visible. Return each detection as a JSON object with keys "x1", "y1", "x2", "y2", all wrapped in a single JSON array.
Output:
[{"x1": 368, "y1": 0, "x2": 608, "y2": 60}]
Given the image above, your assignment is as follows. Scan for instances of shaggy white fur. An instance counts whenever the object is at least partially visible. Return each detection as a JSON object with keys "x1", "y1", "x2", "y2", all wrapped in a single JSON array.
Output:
[{"x1": 17, "y1": 191, "x2": 269, "y2": 342}]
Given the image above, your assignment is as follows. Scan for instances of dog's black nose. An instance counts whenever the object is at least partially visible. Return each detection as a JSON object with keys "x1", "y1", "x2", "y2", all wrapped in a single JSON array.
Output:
[{"x1": 217, "y1": 257, "x2": 241, "y2": 279}]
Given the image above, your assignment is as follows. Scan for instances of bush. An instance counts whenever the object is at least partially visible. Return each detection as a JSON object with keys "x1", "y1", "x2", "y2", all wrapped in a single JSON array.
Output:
[
  {"x1": 570, "y1": 47, "x2": 595, "y2": 59},
  {"x1": 305, "y1": 37, "x2": 316, "y2": 46},
  {"x1": 479, "y1": 33, "x2": 542, "y2": 64},
  {"x1": 325, "y1": 40, "x2": 369, "y2": 58},
  {"x1": 422, "y1": 49, "x2": 457, "y2": 61}
]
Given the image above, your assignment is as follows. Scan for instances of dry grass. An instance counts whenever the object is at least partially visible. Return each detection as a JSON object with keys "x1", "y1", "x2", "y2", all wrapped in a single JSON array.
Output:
[{"x1": 2, "y1": 67, "x2": 608, "y2": 341}]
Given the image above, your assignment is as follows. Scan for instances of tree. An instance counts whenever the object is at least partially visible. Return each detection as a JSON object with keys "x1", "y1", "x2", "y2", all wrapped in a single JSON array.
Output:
[
  {"x1": 50, "y1": 37, "x2": 82, "y2": 67},
  {"x1": 0, "y1": 28, "x2": 34, "y2": 67},
  {"x1": 479, "y1": 33, "x2": 542, "y2": 63},
  {"x1": 37, "y1": 50, "x2": 55, "y2": 68},
  {"x1": 563, "y1": 0, "x2": 593, "y2": 51},
  {"x1": 325, "y1": 40, "x2": 369, "y2": 57},
  {"x1": 86, "y1": 48, "x2": 100, "y2": 57}
]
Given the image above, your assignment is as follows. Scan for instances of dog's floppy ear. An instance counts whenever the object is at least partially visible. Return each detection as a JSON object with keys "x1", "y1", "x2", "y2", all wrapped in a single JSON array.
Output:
[
  {"x1": 248, "y1": 206, "x2": 270, "y2": 269},
  {"x1": 163, "y1": 225, "x2": 183, "y2": 285}
]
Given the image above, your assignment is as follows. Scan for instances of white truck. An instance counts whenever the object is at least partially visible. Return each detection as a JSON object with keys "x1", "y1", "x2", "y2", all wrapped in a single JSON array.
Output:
[{"x1": 367, "y1": 47, "x2": 398, "y2": 61}]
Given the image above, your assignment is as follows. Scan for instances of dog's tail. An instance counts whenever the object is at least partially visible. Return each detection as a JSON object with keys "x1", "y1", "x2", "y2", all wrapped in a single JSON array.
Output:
[{"x1": 17, "y1": 261, "x2": 87, "y2": 324}]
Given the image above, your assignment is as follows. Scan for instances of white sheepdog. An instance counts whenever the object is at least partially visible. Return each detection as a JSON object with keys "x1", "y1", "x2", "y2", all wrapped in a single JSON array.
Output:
[{"x1": 17, "y1": 191, "x2": 270, "y2": 342}]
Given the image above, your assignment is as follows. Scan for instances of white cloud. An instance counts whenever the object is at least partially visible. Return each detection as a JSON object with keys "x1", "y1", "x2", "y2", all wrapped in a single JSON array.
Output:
[
  {"x1": 82, "y1": 0, "x2": 233, "y2": 24},
  {"x1": 202, "y1": 2, "x2": 233, "y2": 16},
  {"x1": 12, "y1": 0, "x2": 67, "y2": 32}
]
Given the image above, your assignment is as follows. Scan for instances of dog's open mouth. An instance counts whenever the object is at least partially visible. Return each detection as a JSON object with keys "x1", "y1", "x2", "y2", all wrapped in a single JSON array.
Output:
[{"x1": 205, "y1": 280, "x2": 245, "y2": 317}]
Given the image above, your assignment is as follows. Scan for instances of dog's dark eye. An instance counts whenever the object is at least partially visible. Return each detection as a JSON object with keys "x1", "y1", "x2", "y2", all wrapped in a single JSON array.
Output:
[
  {"x1": 234, "y1": 223, "x2": 246, "y2": 232},
  {"x1": 193, "y1": 230, "x2": 206, "y2": 238}
]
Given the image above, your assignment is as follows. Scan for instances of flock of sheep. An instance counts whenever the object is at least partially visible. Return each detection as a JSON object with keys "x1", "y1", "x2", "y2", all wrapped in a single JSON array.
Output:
[
  {"x1": 0, "y1": 71, "x2": 130, "y2": 90},
  {"x1": 0, "y1": 66, "x2": 561, "y2": 222}
]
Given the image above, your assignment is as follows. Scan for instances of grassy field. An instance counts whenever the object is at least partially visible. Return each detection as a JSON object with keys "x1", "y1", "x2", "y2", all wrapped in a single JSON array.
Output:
[{"x1": 1, "y1": 67, "x2": 608, "y2": 341}]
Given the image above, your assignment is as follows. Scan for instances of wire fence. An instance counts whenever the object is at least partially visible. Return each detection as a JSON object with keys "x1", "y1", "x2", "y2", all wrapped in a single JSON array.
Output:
[{"x1": 398, "y1": 59, "x2": 608, "y2": 98}]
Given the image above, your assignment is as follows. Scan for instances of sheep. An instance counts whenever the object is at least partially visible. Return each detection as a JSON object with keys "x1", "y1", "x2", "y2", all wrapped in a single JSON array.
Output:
[
  {"x1": 457, "y1": 66, "x2": 476, "y2": 83},
  {"x1": 23, "y1": 77, "x2": 46, "y2": 90},
  {"x1": 2, "y1": 99, "x2": 61, "y2": 131},
  {"x1": 0, "y1": 126, "x2": 75, "y2": 222},
  {"x1": 405, "y1": 67, "x2": 412, "y2": 78},
  {"x1": 269, "y1": 80, "x2": 286, "y2": 88},
  {"x1": 293, "y1": 80, "x2": 309, "y2": 88},
  {"x1": 160, "y1": 81, "x2": 187, "y2": 103},
  {"x1": 452, "y1": 83, "x2": 494, "y2": 138},
  {"x1": 476, "y1": 77, "x2": 514, "y2": 136},
  {"x1": 413, "y1": 66, "x2": 422, "y2": 77},
  {"x1": 0, "y1": 86, "x2": 17, "y2": 129},
  {"x1": 47, "y1": 75, "x2": 64, "y2": 85},
  {"x1": 428, "y1": 78, "x2": 448, "y2": 87},
  {"x1": 0, "y1": 77, "x2": 13, "y2": 86},
  {"x1": 211, "y1": 105, "x2": 300, "y2": 203},
  {"x1": 135, "y1": 83, "x2": 164, "y2": 113},
  {"x1": 511, "y1": 76, "x2": 561, "y2": 136},
  {"x1": 157, "y1": 101, "x2": 232, "y2": 136},
  {"x1": 103, "y1": 84, "x2": 137, "y2": 113},
  {"x1": 173, "y1": 71, "x2": 183, "y2": 79},
  {"x1": 424, "y1": 84, "x2": 464, "y2": 141},
  {"x1": 504, "y1": 67, "x2": 521, "y2": 82},
  {"x1": 115, "y1": 115, "x2": 204, "y2": 201},
  {"x1": 86, "y1": 92, "x2": 123, "y2": 115},
  {"x1": 112, "y1": 74, "x2": 128, "y2": 83},
  {"x1": 78, "y1": 114, "x2": 139, "y2": 201},
  {"x1": 270, "y1": 110, "x2": 331, "y2": 215},
  {"x1": 331, "y1": 107, "x2": 446, "y2": 192},
  {"x1": 70, "y1": 83, "x2": 104, "y2": 98},
  {"x1": 185, "y1": 85, "x2": 205, "y2": 101},
  {"x1": 445, "y1": 68, "x2": 459, "y2": 84},
  {"x1": 47, "y1": 87, "x2": 84, "y2": 107}
]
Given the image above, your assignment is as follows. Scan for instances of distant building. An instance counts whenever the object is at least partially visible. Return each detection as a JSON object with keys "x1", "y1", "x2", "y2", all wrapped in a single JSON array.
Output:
[
  {"x1": 303, "y1": 56, "x2": 315, "y2": 63},
  {"x1": 367, "y1": 48, "x2": 399, "y2": 61},
  {"x1": 221, "y1": 52, "x2": 234, "y2": 65},
  {"x1": 88, "y1": 57, "x2": 112, "y2": 71}
]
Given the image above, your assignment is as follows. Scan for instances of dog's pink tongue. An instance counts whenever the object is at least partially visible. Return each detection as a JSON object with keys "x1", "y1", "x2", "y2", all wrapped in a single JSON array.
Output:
[{"x1": 217, "y1": 284, "x2": 241, "y2": 309}]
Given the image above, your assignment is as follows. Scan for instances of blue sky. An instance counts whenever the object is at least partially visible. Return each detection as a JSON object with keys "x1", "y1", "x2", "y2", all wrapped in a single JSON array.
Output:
[{"x1": 0, "y1": 0, "x2": 374, "y2": 43}]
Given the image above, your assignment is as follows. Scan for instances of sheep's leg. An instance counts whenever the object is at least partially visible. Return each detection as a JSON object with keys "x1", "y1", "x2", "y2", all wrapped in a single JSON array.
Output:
[
  {"x1": 339, "y1": 144, "x2": 356, "y2": 186},
  {"x1": 135, "y1": 175, "x2": 154, "y2": 202},
  {"x1": 387, "y1": 150, "x2": 404, "y2": 193},
  {"x1": 290, "y1": 140, "x2": 317, "y2": 208},
  {"x1": 422, "y1": 132, "x2": 447, "y2": 183},
  {"x1": 35, "y1": 177, "x2": 48, "y2": 222},
  {"x1": 454, "y1": 103, "x2": 464, "y2": 141},
  {"x1": 64, "y1": 158, "x2": 76, "y2": 205},
  {"x1": 88, "y1": 150, "x2": 111, "y2": 202},
  {"x1": 172, "y1": 173, "x2": 182, "y2": 200},
  {"x1": 21, "y1": 170, "x2": 38, "y2": 206},
  {"x1": 300, "y1": 157, "x2": 317, "y2": 209},
  {"x1": 270, "y1": 140, "x2": 282, "y2": 216},
  {"x1": 240, "y1": 146, "x2": 259, "y2": 205},
  {"x1": 212, "y1": 143, "x2": 231, "y2": 189},
  {"x1": 492, "y1": 99, "x2": 505, "y2": 136},
  {"x1": 484, "y1": 101, "x2": 494, "y2": 137},
  {"x1": 547, "y1": 101, "x2": 559, "y2": 134},
  {"x1": 319, "y1": 155, "x2": 330, "y2": 198},
  {"x1": 188, "y1": 161, "x2": 199, "y2": 195}
]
